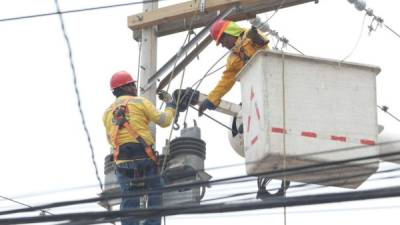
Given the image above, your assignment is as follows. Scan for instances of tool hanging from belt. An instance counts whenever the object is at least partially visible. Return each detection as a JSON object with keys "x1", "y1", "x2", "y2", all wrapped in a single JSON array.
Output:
[{"x1": 110, "y1": 98, "x2": 157, "y2": 163}]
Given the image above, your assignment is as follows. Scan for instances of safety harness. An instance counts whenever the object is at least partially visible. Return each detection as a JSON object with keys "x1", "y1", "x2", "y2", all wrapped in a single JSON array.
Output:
[
  {"x1": 110, "y1": 97, "x2": 157, "y2": 163},
  {"x1": 234, "y1": 30, "x2": 269, "y2": 63}
]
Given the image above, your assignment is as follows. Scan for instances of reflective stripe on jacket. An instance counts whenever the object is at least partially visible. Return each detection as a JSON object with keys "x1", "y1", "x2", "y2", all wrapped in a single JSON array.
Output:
[
  {"x1": 103, "y1": 95, "x2": 176, "y2": 147},
  {"x1": 207, "y1": 29, "x2": 269, "y2": 106}
]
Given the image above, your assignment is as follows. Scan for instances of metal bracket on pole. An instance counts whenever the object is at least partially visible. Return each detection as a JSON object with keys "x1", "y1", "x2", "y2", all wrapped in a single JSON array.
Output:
[
  {"x1": 143, "y1": 4, "x2": 238, "y2": 92},
  {"x1": 157, "y1": 35, "x2": 213, "y2": 92},
  {"x1": 199, "y1": 0, "x2": 206, "y2": 13}
]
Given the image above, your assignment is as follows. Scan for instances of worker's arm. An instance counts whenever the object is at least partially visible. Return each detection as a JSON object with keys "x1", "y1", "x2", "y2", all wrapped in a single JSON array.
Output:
[
  {"x1": 142, "y1": 98, "x2": 176, "y2": 127},
  {"x1": 207, "y1": 55, "x2": 244, "y2": 107}
]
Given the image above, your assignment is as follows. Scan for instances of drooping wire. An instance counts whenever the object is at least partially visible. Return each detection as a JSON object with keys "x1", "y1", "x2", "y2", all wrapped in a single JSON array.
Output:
[
  {"x1": 53, "y1": 0, "x2": 104, "y2": 198},
  {"x1": 340, "y1": 12, "x2": 367, "y2": 63},
  {"x1": 0, "y1": 0, "x2": 169, "y2": 23},
  {"x1": 0, "y1": 195, "x2": 54, "y2": 216}
]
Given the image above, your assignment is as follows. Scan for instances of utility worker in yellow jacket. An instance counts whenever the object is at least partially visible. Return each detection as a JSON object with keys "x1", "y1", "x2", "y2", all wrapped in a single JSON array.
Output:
[
  {"x1": 198, "y1": 20, "x2": 269, "y2": 116},
  {"x1": 103, "y1": 71, "x2": 176, "y2": 225}
]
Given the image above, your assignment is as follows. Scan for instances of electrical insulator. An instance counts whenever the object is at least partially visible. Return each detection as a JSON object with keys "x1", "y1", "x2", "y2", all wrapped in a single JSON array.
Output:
[
  {"x1": 354, "y1": 0, "x2": 366, "y2": 11},
  {"x1": 248, "y1": 16, "x2": 270, "y2": 33},
  {"x1": 249, "y1": 17, "x2": 262, "y2": 28},
  {"x1": 199, "y1": 0, "x2": 206, "y2": 13}
]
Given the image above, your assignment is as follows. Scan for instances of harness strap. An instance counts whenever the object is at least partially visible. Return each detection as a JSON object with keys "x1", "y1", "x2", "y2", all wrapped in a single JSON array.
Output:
[
  {"x1": 122, "y1": 122, "x2": 157, "y2": 162},
  {"x1": 111, "y1": 126, "x2": 120, "y2": 161},
  {"x1": 111, "y1": 97, "x2": 157, "y2": 163}
]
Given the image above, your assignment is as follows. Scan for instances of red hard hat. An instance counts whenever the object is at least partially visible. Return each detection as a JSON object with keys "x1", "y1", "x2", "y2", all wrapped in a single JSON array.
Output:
[
  {"x1": 210, "y1": 20, "x2": 230, "y2": 44},
  {"x1": 110, "y1": 71, "x2": 135, "y2": 90}
]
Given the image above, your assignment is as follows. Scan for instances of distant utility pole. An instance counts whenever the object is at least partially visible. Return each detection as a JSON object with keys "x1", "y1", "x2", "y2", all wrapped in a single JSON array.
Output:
[{"x1": 140, "y1": 0, "x2": 158, "y2": 142}]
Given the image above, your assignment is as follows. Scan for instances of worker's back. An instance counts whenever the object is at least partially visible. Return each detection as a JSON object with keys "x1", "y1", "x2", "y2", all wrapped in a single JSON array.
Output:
[{"x1": 103, "y1": 95, "x2": 175, "y2": 147}]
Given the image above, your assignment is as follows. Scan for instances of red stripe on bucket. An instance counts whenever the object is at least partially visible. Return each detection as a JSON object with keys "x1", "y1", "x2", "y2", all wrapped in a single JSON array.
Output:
[
  {"x1": 360, "y1": 139, "x2": 375, "y2": 145},
  {"x1": 251, "y1": 136, "x2": 258, "y2": 145},
  {"x1": 331, "y1": 135, "x2": 347, "y2": 142},
  {"x1": 301, "y1": 131, "x2": 317, "y2": 138},
  {"x1": 271, "y1": 127, "x2": 286, "y2": 133}
]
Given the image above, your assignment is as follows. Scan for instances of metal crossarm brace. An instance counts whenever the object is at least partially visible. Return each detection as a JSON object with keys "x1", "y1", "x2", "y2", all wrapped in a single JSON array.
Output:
[
  {"x1": 144, "y1": 5, "x2": 238, "y2": 91},
  {"x1": 157, "y1": 35, "x2": 213, "y2": 92}
]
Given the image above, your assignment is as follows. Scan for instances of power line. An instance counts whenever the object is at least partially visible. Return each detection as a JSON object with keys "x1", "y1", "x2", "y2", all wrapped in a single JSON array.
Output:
[
  {"x1": 2, "y1": 184, "x2": 400, "y2": 225},
  {"x1": 378, "y1": 105, "x2": 400, "y2": 123},
  {"x1": 0, "y1": 0, "x2": 168, "y2": 23},
  {"x1": 53, "y1": 0, "x2": 104, "y2": 194},
  {"x1": 202, "y1": 166, "x2": 400, "y2": 203},
  {"x1": 189, "y1": 105, "x2": 232, "y2": 130},
  {"x1": 347, "y1": 0, "x2": 400, "y2": 41},
  {"x1": 1, "y1": 141, "x2": 399, "y2": 216},
  {"x1": 265, "y1": 0, "x2": 287, "y2": 23},
  {"x1": 5, "y1": 139, "x2": 399, "y2": 204},
  {"x1": 0, "y1": 195, "x2": 54, "y2": 216},
  {"x1": 384, "y1": 24, "x2": 400, "y2": 40}
]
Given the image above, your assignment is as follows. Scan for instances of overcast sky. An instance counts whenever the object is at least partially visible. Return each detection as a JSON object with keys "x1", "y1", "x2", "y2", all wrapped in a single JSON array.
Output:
[{"x1": 0, "y1": 0, "x2": 400, "y2": 224}]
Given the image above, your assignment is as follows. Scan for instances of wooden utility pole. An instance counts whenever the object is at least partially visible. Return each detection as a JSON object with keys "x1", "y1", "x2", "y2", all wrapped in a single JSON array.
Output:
[{"x1": 140, "y1": 0, "x2": 158, "y2": 141}]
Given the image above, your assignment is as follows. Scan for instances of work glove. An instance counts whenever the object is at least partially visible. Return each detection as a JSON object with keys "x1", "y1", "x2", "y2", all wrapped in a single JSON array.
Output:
[
  {"x1": 198, "y1": 98, "x2": 216, "y2": 116},
  {"x1": 158, "y1": 90, "x2": 176, "y2": 109},
  {"x1": 173, "y1": 88, "x2": 200, "y2": 112},
  {"x1": 248, "y1": 26, "x2": 269, "y2": 47}
]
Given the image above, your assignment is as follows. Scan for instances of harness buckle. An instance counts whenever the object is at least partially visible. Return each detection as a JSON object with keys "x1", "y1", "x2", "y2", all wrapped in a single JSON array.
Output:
[{"x1": 112, "y1": 105, "x2": 128, "y2": 127}]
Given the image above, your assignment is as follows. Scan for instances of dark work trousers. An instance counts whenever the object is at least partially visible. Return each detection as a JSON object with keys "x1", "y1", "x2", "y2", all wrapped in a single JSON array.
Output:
[{"x1": 115, "y1": 143, "x2": 161, "y2": 225}]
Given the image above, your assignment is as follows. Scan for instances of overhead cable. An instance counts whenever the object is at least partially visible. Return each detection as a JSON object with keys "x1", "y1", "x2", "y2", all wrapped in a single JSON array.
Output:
[
  {"x1": 7, "y1": 139, "x2": 400, "y2": 204},
  {"x1": 378, "y1": 105, "x2": 400, "y2": 123},
  {"x1": 347, "y1": 0, "x2": 400, "y2": 40},
  {"x1": 53, "y1": 0, "x2": 104, "y2": 197},
  {"x1": 265, "y1": 0, "x2": 287, "y2": 23},
  {"x1": 2, "y1": 185, "x2": 400, "y2": 225},
  {"x1": 202, "y1": 166, "x2": 400, "y2": 203},
  {"x1": 0, "y1": 195, "x2": 53, "y2": 216},
  {"x1": 0, "y1": 0, "x2": 169, "y2": 23},
  {"x1": 249, "y1": 16, "x2": 305, "y2": 55},
  {"x1": 1, "y1": 141, "x2": 399, "y2": 216}
]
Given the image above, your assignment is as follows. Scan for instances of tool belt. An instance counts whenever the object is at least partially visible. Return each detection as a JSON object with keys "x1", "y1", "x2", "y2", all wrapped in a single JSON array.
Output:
[
  {"x1": 116, "y1": 159, "x2": 158, "y2": 189},
  {"x1": 117, "y1": 143, "x2": 148, "y2": 160},
  {"x1": 116, "y1": 161, "x2": 146, "y2": 189}
]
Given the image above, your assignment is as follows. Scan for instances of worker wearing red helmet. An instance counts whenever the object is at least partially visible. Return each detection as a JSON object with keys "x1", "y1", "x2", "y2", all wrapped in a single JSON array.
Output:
[
  {"x1": 198, "y1": 20, "x2": 269, "y2": 116},
  {"x1": 103, "y1": 71, "x2": 176, "y2": 225}
]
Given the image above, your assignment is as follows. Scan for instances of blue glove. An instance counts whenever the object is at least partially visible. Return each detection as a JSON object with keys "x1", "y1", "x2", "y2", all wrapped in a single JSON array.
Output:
[{"x1": 198, "y1": 99, "x2": 216, "y2": 116}]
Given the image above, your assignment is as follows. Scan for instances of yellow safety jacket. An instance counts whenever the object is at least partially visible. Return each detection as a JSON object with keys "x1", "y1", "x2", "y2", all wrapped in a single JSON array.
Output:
[
  {"x1": 207, "y1": 29, "x2": 269, "y2": 106},
  {"x1": 103, "y1": 96, "x2": 176, "y2": 149}
]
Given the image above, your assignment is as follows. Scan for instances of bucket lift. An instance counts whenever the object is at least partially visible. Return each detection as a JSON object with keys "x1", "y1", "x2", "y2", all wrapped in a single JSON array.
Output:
[
  {"x1": 191, "y1": 50, "x2": 382, "y2": 190},
  {"x1": 230, "y1": 50, "x2": 381, "y2": 189}
]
